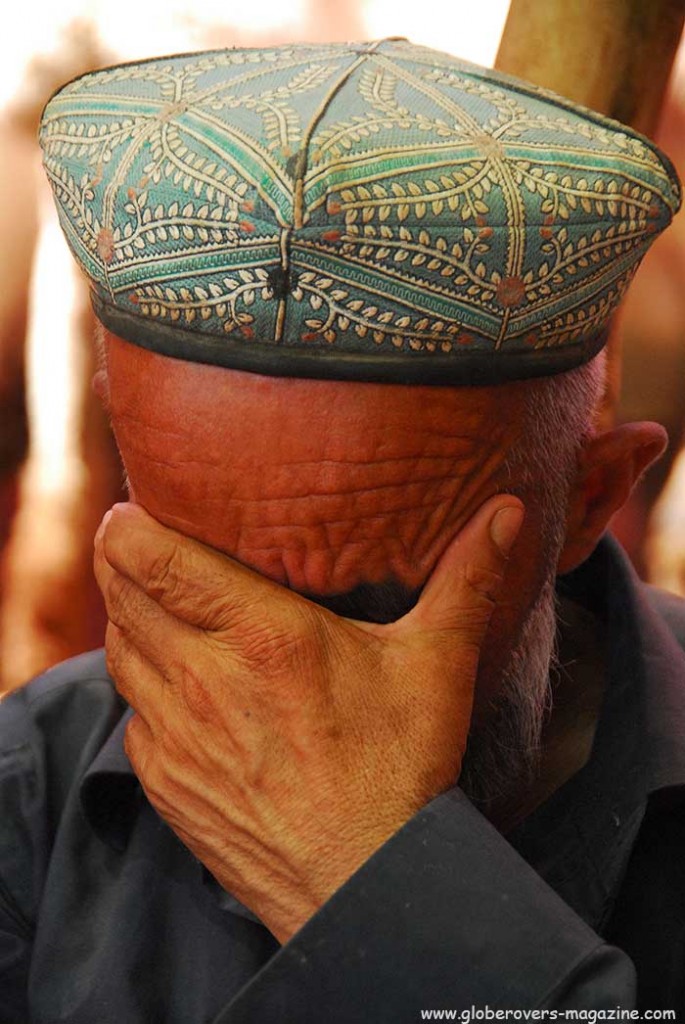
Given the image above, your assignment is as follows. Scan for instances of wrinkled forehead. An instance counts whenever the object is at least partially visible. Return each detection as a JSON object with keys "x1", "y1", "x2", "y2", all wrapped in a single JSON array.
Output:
[
  {"x1": 101, "y1": 330, "x2": 530, "y2": 594},
  {"x1": 102, "y1": 328, "x2": 528, "y2": 465}
]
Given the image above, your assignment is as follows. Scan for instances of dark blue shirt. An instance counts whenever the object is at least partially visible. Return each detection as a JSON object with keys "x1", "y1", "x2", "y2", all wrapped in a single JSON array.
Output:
[{"x1": 1, "y1": 537, "x2": 685, "y2": 1022}]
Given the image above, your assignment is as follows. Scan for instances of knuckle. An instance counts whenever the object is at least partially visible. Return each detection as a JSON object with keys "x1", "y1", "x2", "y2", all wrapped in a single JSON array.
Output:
[
  {"x1": 146, "y1": 544, "x2": 184, "y2": 604},
  {"x1": 124, "y1": 715, "x2": 148, "y2": 772},
  {"x1": 463, "y1": 562, "x2": 504, "y2": 606},
  {"x1": 139, "y1": 759, "x2": 166, "y2": 806},
  {"x1": 243, "y1": 624, "x2": 302, "y2": 670},
  {"x1": 105, "y1": 572, "x2": 137, "y2": 628},
  {"x1": 125, "y1": 720, "x2": 176, "y2": 814},
  {"x1": 179, "y1": 663, "x2": 215, "y2": 721},
  {"x1": 105, "y1": 624, "x2": 131, "y2": 683},
  {"x1": 230, "y1": 616, "x2": 316, "y2": 677},
  {"x1": 201, "y1": 591, "x2": 235, "y2": 633}
]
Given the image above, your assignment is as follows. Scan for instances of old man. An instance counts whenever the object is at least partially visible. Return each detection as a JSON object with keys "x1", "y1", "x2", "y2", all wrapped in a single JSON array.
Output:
[{"x1": 2, "y1": 40, "x2": 684, "y2": 1021}]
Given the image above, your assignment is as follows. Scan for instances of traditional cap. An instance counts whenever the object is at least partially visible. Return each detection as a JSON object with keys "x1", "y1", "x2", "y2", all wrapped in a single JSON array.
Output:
[{"x1": 40, "y1": 39, "x2": 681, "y2": 384}]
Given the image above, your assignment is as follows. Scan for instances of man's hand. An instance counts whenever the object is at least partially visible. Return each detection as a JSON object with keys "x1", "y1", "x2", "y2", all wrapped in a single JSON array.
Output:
[{"x1": 93, "y1": 497, "x2": 524, "y2": 943}]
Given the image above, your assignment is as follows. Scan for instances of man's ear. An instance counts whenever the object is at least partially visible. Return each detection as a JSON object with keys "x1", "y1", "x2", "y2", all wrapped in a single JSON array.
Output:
[{"x1": 557, "y1": 422, "x2": 668, "y2": 575}]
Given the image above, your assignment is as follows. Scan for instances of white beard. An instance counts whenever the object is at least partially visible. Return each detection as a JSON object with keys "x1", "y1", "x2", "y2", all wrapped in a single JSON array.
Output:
[{"x1": 458, "y1": 571, "x2": 558, "y2": 808}]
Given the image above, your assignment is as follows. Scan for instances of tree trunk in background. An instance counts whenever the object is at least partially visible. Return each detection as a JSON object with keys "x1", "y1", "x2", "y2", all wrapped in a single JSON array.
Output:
[
  {"x1": 495, "y1": 0, "x2": 685, "y2": 424},
  {"x1": 496, "y1": 0, "x2": 685, "y2": 134}
]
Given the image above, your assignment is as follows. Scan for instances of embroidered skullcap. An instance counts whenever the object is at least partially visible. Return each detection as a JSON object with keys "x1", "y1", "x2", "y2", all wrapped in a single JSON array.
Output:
[{"x1": 39, "y1": 39, "x2": 681, "y2": 384}]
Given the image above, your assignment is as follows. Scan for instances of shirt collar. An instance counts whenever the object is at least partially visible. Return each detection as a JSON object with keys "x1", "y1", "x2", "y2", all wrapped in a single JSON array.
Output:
[
  {"x1": 79, "y1": 694, "x2": 261, "y2": 922},
  {"x1": 80, "y1": 706, "x2": 139, "y2": 852},
  {"x1": 559, "y1": 532, "x2": 685, "y2": 797}
]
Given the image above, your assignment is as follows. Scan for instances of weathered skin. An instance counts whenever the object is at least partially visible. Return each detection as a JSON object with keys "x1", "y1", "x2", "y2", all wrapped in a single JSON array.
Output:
[
  {"x1": 99, "y1": 328, "x2": 667, "y2": 727},
  {"x1": 95, "y1": 329, "x2": 667, "y2": 941},
  {"x1": 103, "y1": 336, "x2": 527, "y2": 589},
  {"x1": 100, "y1": 331, "x2": 552, "y2": 715}
]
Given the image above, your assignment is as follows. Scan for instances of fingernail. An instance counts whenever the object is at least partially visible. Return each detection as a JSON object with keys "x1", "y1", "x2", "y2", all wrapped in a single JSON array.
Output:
[{"x1": 490, "y1": 505, "x2": 525, "y2": 557}]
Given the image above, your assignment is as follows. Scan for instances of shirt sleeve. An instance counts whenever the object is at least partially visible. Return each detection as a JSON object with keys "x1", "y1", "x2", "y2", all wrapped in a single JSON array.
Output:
[{"x1": 211, "y1": 789, "x2": 636, "y2": 1023}]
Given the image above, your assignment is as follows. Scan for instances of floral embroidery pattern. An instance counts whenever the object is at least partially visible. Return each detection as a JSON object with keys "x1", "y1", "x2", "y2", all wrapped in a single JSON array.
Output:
[{"x1": 40, "y1": 39, "x2": 680, "y2": 373}]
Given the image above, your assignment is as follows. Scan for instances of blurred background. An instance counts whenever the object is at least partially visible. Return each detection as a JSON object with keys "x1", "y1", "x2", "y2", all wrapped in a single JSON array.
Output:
[{"x1": 1, "y1": 0, "x2": 685, "y2": 692}]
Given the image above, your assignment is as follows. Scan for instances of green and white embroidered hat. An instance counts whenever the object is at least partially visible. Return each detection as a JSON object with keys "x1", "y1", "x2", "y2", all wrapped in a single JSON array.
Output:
[{"x1": 39, "y1": 39, "x2": 681, "y2": 384}]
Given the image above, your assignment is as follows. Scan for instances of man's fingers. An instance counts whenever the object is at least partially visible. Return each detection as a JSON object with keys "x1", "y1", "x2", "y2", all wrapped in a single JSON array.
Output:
[
  {"x1": 104, "y1": 601, "x2": 245, "y2": 731},
  {"x1": 95, "y1": 532, "x2": 207, "y2": 678},
  {"x1": 98, "y1": 502, "x2": 294, "y2": 632},
  {"x1": 105, "y1": 621, "x2": 167, "y2": 727},
  {"x1": 404, "y1": 496, "x2": 525, "y2": 645}
]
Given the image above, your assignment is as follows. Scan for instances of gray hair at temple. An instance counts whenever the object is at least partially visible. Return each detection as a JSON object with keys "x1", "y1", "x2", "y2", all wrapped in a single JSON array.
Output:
[{"x1": 461, "y1": 350, "x2": 608, "y2": 807}]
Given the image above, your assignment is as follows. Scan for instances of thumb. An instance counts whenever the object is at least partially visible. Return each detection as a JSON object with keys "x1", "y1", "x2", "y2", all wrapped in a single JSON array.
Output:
[{"x1": 403, "y1": 496, "x2": 525, "y2": 647}]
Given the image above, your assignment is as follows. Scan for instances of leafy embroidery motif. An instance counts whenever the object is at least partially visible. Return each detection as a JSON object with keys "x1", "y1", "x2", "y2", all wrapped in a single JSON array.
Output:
[{"x1": 39, "y1": 40, "x2": 680, "y2": 361}]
